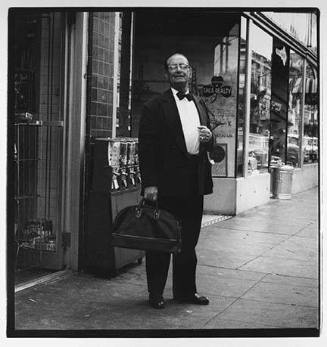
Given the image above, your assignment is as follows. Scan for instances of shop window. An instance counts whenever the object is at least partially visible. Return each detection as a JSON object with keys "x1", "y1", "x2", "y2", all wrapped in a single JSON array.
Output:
[
  {"x1": 249, "y1": 23, "x2": 272, "y2": 174},
  {"x1": 287, "y1": 51, "x2": 304, "y2": 167},
  {"x1": 303, "y1": 63, "x2": 318, "y2": 164}
]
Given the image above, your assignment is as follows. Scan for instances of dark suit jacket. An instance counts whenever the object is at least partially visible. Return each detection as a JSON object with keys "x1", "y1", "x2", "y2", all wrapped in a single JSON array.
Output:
[{"x1": 138, "y1": 89, "x2": 213, "y2": 197}]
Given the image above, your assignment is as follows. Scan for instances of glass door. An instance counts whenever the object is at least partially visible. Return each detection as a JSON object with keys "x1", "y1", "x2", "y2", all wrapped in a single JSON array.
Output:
[{"x1": 11, "y1": 11, "x2": 66, "y2": 275}]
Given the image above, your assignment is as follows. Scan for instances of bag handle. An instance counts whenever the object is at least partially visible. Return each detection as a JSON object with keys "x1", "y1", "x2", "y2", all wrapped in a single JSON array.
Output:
[
  {"x1": 136, "y1": 198, "x2": 160, "y2": 219},
  {"x1": 140, "y1": 197, "x2": 159, "y2": 209}
]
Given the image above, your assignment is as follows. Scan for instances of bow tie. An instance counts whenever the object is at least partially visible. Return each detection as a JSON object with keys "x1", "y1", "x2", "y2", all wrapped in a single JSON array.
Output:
[{"x1": 177, "y1": 91, "x2": 193, "y2": 101}]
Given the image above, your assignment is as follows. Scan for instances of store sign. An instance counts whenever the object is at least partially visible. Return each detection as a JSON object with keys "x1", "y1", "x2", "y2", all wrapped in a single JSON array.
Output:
[
  {"x1": 200, "y1": 76, "x2": 232, "y2": 98},
  {"x1": 202, "y1": 85, "x2": 232, "y2": 97}
]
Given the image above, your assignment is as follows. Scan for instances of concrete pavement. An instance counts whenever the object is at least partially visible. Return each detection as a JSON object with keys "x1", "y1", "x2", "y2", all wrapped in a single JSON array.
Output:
[{"x1": 13, "y1": 188, "x2": 320, "y2": 333}]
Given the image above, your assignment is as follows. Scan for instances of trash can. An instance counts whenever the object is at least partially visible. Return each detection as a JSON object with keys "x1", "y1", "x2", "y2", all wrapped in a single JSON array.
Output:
[
  {"x1": 271, "y1": 165, "x2": 294, "y2": 200},
  {"x1": 270, "y1": 165, "x2": 279, "y2": 198}
]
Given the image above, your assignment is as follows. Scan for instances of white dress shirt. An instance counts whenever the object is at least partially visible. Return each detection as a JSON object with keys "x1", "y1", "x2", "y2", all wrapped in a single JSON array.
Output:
[{"x1": 171, "y1": 88, "x2": 200, "y2": 155}]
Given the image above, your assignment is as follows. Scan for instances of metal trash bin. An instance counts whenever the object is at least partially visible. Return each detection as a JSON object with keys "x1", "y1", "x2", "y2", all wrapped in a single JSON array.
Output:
[{"x1": 271, "y1": 165, "x2": 294, "y2": 200}]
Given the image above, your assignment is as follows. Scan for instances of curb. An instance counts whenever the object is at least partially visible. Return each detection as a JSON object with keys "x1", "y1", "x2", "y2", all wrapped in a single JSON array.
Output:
[{"x1": 15, "y1": 269, "x2": 71, "y2": 293}]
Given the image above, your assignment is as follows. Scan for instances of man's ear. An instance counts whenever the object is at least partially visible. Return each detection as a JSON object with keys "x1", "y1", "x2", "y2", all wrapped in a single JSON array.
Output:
[{"x1": 188, "y1": 68, "x2": 192, "y2": 80}]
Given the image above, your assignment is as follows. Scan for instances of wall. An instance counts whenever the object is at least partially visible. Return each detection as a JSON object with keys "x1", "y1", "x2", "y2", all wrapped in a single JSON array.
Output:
[
  {"x1": 204, "y1": 173, "x2": 271, "y2": 215},
  {"x1": 292, "y1": 164, "x2": 318, "y2": 193},
  {"x1": 204, "y1": 178, "x2": 236, "y2": 215},
  {"x1": 87, "y1": 12, "x2": 116, "y2": 138},
  {"x1": 236, "y1": 173, "x2": 271, "y2": 213}
]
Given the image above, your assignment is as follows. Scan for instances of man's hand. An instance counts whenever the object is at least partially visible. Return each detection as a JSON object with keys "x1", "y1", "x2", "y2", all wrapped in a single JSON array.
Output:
[
  {"x1": 144, "y1": 186, "x2": 158, "y2": 202},
  {"x1": 198, "y1": 125, "x2": 212, "y2": 143}
]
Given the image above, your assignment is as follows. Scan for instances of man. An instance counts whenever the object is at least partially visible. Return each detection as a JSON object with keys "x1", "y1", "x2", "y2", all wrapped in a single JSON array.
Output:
[{"x1": 138, "y1": 53, "x2": 213, "y2": 309}]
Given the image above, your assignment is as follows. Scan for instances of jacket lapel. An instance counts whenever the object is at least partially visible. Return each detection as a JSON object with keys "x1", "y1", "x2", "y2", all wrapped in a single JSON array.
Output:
[
  {"x1": 161, "y1": 89, "x2": 188, "y2": 155},
  {"x1": 193, "y1": 95, "x2": 209, "y2": 154},
  {"x1": 193, "y1": 95, "x2": 207, "y2": 126}
]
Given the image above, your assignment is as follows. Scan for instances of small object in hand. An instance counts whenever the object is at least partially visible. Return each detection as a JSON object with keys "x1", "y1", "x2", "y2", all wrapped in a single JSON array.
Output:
[{"x1": 198, "y1": 126, "x2": 211, "y2": 142}]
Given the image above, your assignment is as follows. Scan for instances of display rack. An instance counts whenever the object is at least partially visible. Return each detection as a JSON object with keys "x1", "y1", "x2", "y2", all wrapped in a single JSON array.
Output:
[{"x1": 14, "y1": 121, "x2": 64, "y2": 269}]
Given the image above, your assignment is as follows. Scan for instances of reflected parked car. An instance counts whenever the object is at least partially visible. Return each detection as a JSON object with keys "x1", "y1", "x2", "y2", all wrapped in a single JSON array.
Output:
[
  {"x1": 287, "y1": 143, "x2": 299, "y2": 166},
  {"x1": 303, "y1": 136, "x2": 318, "y2": 162},
  {"x1": 287, "y1": 134, "x2": 299, "y2": 166}
]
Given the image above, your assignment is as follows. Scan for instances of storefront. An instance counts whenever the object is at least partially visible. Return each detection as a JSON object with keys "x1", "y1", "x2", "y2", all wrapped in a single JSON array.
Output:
[
  {"x1": 116, "y1": 9, "x2": 319, "y2": 214},
  {"x1": 9, "y1": 9, "x2": 318, "y2": 278},
  {"x1": 234, "y1": 12, "x2": 318, "y2": 213},
  {"x1": 9, "y1": 10, "x2": 89, "y2": 280}
]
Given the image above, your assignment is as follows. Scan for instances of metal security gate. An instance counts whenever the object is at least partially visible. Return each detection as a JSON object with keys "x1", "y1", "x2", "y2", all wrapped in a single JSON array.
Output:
[
  {"x1": 14, "y1": 121, "x2": 64, "y2": 270},
  {"x1": 12, "y1": 12, "x2": 67, "y2": 271}
]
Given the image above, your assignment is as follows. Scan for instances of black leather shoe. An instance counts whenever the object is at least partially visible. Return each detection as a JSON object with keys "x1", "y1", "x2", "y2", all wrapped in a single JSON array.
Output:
[
  {"x1": 175, "y1": 293, "x2": 209, "y2": 305},
  {"x1": 149, "y1": 296, "x2": 165, "y2": 309}
]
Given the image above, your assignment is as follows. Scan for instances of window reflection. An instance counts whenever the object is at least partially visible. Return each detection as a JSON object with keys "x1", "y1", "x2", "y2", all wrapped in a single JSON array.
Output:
[
  {"x1": 270, "y1": 39, "x2": 290, "y2": 165},
  {"x1": 207, "y1": 22, "x2": 239, "y2": 177},
  {"x1": 262, "y1": 12, "x2": 317, "y2": 56},
  {"x1": 287, "y1": 51, "x2": 303, "y2": 167},
  {"x1": 303, "y1": 64, "x2": 318, "y2": 163},
  {"x1": 249, "y1": 24, "x2": 272, "y2": 174},
  {"x1": 236, "y1": 16, "x2": 247, "y2": 177}
]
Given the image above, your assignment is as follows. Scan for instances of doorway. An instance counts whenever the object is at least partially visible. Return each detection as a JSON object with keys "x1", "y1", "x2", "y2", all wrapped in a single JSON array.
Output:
[{"x1": 10, "y1": 11, "x2": 67, "y2": 284}]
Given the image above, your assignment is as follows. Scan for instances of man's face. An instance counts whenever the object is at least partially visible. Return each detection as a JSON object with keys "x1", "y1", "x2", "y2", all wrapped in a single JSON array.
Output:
[{"x1": 165, "y1": 54, "x2": 192, "y2": 90}]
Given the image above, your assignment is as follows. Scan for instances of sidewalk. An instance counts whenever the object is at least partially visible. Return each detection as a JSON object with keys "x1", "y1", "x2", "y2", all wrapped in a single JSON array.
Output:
[{"x1": 14, "y1": 188, "x2": 319, "y2": 333}]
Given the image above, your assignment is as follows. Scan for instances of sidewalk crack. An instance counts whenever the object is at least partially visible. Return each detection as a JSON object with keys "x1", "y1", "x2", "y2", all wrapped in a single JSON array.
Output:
[
  {"x1": 203, "y1": 273, "x2": 269, "y2": 328},
  {"x1": 236, "y1": 228, "x2": 310, "y2": 270}
]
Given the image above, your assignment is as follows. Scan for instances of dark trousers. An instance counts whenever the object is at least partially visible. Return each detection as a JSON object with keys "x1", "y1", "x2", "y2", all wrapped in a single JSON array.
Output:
[{"x1": 145, "y1": 194, "x2": 204, "y2": 298}]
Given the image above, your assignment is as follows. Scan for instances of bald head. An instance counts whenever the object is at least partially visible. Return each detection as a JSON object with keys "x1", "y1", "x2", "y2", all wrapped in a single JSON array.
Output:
[
  {"x1": 164, "y1": 53, "x2": 192, "y2": 92},
  {"x1": 164, "y1": 53, "x2": 189, "y2": 71}
]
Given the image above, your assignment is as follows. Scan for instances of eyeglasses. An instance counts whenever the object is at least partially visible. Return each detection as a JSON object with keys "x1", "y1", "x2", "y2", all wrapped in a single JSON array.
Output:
[{"x1": 167, "y1": 63, "x2": 190, "y2": 71}]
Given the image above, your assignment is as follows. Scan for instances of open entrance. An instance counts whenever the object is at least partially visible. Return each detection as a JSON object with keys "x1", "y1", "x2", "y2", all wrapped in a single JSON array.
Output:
[{"x1": 10, "y1": 12, "x2": 66, "y2": 285}]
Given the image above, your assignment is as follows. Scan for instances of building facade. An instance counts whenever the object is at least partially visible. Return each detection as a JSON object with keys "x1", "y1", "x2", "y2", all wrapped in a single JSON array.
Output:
[{"x1": 9, "y1": 9, "x2": 318, "y2": 275}]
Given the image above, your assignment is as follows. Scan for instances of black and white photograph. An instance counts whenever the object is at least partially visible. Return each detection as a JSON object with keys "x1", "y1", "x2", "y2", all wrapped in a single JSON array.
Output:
[{"x1": 2, "y1": 0, "x2": 325, "y2": 344}]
